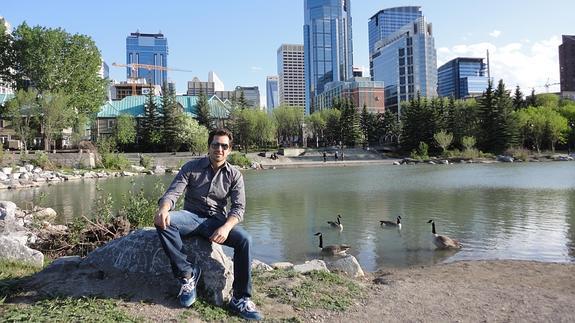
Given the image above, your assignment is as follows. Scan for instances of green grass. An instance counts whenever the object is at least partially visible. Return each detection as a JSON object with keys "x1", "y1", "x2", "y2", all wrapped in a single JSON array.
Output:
[
  {"x1": 254, "y1": 269, "x2": 364, "y2": 312},
  {"x1": 0, "y1": 297, "x2": 138, "y2": 322},
  {"x1": 0, "y1": 260, "x2": 42, "y2": 303}
]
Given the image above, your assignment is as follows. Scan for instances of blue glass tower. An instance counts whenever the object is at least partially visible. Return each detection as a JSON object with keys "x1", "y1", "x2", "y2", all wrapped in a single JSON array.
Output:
[
  {"x1": 368, "y1": 6, "x2": 422, "y2": 78},
  {"x1": 372, "y1": 16, "x2": 437, "y2": 115},
  {"x1": 438, "y1": 57, "x2": 488, "y2": 99},
  {"x1": 304, "y1": 0, "x2": 353, "y2": 114},
  {"x1": 266, "y1": 76, "x2": 279, "y2": 112},
  {"x1": 126, "y1": 32, "x2": 168, "y2": 86}
]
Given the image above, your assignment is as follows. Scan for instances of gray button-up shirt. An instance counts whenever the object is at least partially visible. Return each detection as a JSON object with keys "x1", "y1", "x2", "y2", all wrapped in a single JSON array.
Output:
[{"x1": 159, "y1": 156, "x2": 246, "y2": 222}]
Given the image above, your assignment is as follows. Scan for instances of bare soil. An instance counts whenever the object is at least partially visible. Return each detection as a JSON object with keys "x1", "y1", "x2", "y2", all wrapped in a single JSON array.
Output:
[{"x1": 117, "y1": 260, "x2": 575, "y2": 322}]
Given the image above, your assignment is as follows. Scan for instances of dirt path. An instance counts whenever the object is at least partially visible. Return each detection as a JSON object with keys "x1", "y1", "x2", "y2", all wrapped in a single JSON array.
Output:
[
  {"x1": 116, "y1": 260, "x2": 575, "y2": 322},
  {"x1": 308, "y1": 260, "x2": 575, "y2": 322}
]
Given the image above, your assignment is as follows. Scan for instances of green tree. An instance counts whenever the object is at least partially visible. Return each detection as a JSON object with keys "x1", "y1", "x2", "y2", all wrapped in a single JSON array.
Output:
[
  {"x1": 5, "y1": 89, "x2": 39, "y2": 152},
  {"x1": 11, "y1": 23, "x2": 107, "y2": 126},
  {"x1": 494, "y1": 79, "x2": 519, "y2": 152},
  {"x1": 114, "y1": 114, "x2": 137, "y2": 150},
  {"x1": 38, "y1": 91, "x2": 74, "y2": 151},
  {"x1": 140, "y1": 90, "x2": 162, "y2": 151},
  {"x1": 195, "y1": 92, "x2": 212, "y2": 129},
  {"x1": 536, "y1": 93, "x2": 560, "y2": 109},
  {"x1": 512, "y1": 86, "x2": 525, "y2": 111},
  {"x1": 434, "y1": 130, "x2": 454, "y2": 154},
  {"x1": 306, "y1": 111, "x2": 327, "y2": 147},
  {"x1": 237, "y1": 90, "x2": 249, "y2": 109},
  {"x1": 462, "y1": 136, "x2": 476, "y2": 151},
  {"x1": 526, "y1": 88, "x2": 537, "y2": 107},
  {"x1": 338, "y1": 99, "x2": 361, "y2": 147},
  {"x1": 321, "y1": 108, "x2": 341, "y2": 147},
  {"x1": 516, "y1": 107, "x2": 546, "y2": 153},
  {"x1": 380, "y1": 109, "x2": 401, "y2": 144},
  {"x1": 0, "y1": 21, "x2": 14, "y2": 88},
  {"x1": 161, "y1": 84, "x2": 181, "y2": 151},
  {"x1": 273, "y1": 106, "x2": 304, "y2": 146},
  {"x1": 401, "y1": 93, "x2": 439, "y2": 153},
  {"x1": 176, "y1": 115, "x2": 209, "y2": 154},
  {"x1": 544, "y1": 108, "x2": 569, "y2": 152}
]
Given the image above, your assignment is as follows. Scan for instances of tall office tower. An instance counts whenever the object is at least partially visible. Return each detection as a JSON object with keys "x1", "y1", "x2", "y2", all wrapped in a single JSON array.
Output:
[
  {"x1": 304, "y1": 0, "x2": 353, "y2": 114},
  {"x1": 368, "y1": 6, "x2": 422, "y2": 78},
  {"x1": 372, "y1": 16, "x2": 437, "y2": 116},
  {"x1": 559, "y1": 35, "x2": 575, "y2": 98},
  {"x1": 438, "y1": 57, "x2": 488, "y2": 99},
  {"x1": 266, "y1": 76, "x2": 279, "y2": 112},
  {"x1": 126, "y1": 32, "x2": 168, "y2": 86},
  {"x1": 208, "y1": 71, "x2": 225, "y2": 92},
  {"x1": 277, "y1": 44, "x2": 305, "y2": 108}
]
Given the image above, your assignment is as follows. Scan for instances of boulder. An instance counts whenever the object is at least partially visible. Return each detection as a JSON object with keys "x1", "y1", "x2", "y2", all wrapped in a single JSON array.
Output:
[
  {"x1": 0, "y1": 201, "x2": 17, "y2": 222},
  {"x1": 252, "y1": 259, "x2": 273, "y2": 272},
  {"x1": 324, "y1": 254, "x2": 365, "y2": 278},
  {"x1": 29, "y1": 208, "x2": 58, "y2": 223},
  {"x1": 293, "y1": 259, "x2": 329, "y2": 273},
  {"x1": 0, "y1": 235, "x2": 44, "y2": 267},
  {"x1": 25, "y1": 227, "x2": 234, "y2": 306},
  {"x1": 271, "y1": 262, "x2": 294, "y2": 270},
  {"x1": 152, "y1": 165, "x2": 166, "y2": 174}
]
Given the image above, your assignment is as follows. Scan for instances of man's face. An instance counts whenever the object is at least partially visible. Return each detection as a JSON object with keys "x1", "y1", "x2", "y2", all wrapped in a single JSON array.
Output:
[{"x1": 208, "y1": 135, "x2": 232, "y2": 164}]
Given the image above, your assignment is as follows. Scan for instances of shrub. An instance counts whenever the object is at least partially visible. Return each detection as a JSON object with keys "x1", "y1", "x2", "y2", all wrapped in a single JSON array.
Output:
[
  {"x1": 227, "y1": 152, "x2": 251, "y2": 167},
  {"x1": 139, "y1": 154, "x2": 153, "y2": 169},
  {"x1": 101, "y1": 153, "x2": 131, "y2": 170},
  {"x1": 505, "y1": 147, "x2": 530, "y2": 161},
  {"x1": 31, "y1": 152, "x2": 55, "y2": 170},
  {"x1": 410, "y1": 142, "x2": 429, "y2": 160}
]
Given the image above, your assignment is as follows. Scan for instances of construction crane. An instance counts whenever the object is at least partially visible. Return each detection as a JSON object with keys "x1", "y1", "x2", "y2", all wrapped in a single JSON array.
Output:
[
  {"x1": 111, "y1": 62, "x2": 193, "y2": 96},
  {"x1": 530, "y1": 79, "x2": 561, "y2": 94}
]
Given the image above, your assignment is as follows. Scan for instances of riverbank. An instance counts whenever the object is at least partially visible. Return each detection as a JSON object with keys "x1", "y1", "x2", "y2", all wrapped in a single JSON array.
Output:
[{"x1": 2, "y1": 259, "x2": 573, "y2": 322}]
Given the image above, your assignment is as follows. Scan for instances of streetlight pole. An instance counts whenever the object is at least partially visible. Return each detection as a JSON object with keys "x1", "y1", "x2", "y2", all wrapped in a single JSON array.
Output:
[{"x1": 569, "y1": 121, "x2": 575, "y2": 155}]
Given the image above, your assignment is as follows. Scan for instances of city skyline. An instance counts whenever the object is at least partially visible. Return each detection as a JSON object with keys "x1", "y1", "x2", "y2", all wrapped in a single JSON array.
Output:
[{"x1": 2, "y1": 0, "x2": 573, "y2": 106}]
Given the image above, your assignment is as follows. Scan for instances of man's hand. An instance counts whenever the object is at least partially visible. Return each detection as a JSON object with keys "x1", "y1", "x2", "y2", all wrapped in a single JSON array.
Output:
[
  {"x1": 154, "y1": 202, "x2": 171, "y2": 230},
  {"x1": 210, "y1": 224, "x2": 232, "y2": 244}
]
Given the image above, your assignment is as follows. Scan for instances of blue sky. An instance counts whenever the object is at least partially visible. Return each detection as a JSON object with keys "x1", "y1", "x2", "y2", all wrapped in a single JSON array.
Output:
[{"x1": 2, "y1": 1, "x2": 574, "y2": 104}]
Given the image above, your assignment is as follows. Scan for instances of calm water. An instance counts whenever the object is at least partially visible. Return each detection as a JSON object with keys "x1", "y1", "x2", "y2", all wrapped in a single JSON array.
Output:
[{"x1": 2, "y1": 162, "x2": 575, "y2": 271}]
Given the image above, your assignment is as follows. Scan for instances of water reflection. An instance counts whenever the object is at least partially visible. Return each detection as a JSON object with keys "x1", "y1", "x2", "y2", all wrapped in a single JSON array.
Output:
[{"x1": 1, "y1": 162, "x2": 574, "y2": 271}]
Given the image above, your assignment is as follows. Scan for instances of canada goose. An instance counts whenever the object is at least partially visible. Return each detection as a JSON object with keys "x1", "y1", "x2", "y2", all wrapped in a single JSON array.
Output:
[
  {"x1": 327, "y1": 214, "x2": 343, "y2": 231},
  {"x1": 380, "y1": 216, "x2": 402, "y2": 228},
  {"x1": 427, "y1": 219, "x2": 462, "y2": 249},
  {"x1": 314, "y1": 232, "x2": 350, "y2": 256}
]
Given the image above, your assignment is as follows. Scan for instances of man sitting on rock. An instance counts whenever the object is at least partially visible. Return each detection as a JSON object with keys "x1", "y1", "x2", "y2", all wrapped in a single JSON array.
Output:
[{"x1": 154, "y1": 128, "x2": 262, "y2": 321}]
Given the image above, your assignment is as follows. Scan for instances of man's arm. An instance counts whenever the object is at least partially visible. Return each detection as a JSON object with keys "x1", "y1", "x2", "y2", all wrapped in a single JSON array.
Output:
[
  {"x1": 155, "y1": 162, "x2": 192, "y2": 229},
  {"x1": 210, "y1": 170, "x2": 245, "y2": 244}
]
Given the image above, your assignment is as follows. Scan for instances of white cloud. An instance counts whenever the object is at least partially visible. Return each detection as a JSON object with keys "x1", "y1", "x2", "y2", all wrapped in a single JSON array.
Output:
[
  {"x1": 489, "y1": 30, "x2": 502, "y2": 38},
  {"x1": 250, "y1": 66, "x2": 262, "y2": 71},
  {"x1": 437, "y1": 36, "x2": 561, "y2": 93}
]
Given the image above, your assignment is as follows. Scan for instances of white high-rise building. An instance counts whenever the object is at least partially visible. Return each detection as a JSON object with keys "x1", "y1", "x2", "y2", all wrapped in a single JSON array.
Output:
[
  {"x1": 208, "y1": 71, "x2": 224, "y2": 92},
  {"x1": 277, "y1": 44, "x2": 305, "y2": 108}
]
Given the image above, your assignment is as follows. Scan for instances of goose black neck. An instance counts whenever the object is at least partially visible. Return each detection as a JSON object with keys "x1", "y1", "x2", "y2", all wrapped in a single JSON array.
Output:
[
  {"x1": 431, "y1": 222, "x2": 436, "y2": 234},
  {"x1": 397, "y1": 217, "x2": 401, "y2": 224},
  {"x1": 318, "y1": 234, "x2": 323, "y2": 248},
  {"x1": 337, "y1": 217, "x2": 341, "y2": 225}
]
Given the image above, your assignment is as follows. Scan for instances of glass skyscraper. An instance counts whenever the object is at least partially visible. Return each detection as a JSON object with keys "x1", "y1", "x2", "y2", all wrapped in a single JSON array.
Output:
[
  {"x1": 437, "y1": 57, "x2": 488, "y2": 99},
  {"x1": 372, "y1": 16, "x2": 437, "y2": 116},
  {"x1": 304, "y1": 0, "x2": 353, "y2": 115},
  {"x1": 126, "y1": 32, "x2": 168, "y2": 86},
  {"x1": 368, "y1": 7, "x2": 422, "y2": 66},
  {"x1": 266, "y1": 76, "x2": 279, "y2": 113}
]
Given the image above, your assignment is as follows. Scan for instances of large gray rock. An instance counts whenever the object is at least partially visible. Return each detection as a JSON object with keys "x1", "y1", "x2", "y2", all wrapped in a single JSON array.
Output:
[
  {"x1": 293, "y1": 259, "x2": 329, "y2": 273},
  {"x1": 25, "y1": 227, "x2": 234, "y2": 306},
  {"x1": 0, "y1": 235, "x2": 44, "y2": 267},
  {"x1": 324, "y1": 254, "x2": 365, "y2": 278},
  {"x1": 0, "y1": 201, "x2": 17, "y2": 222}
]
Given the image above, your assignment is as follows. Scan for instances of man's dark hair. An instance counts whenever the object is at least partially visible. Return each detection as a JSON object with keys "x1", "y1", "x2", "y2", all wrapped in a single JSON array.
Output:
[{"x1": 208, "y1": 128, "x2": 234, "y2": 147}]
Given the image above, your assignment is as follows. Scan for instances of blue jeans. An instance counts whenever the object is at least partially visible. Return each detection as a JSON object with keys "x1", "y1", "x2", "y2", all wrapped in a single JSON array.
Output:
[{"x1": 156, "y1": 210, "x2": 252, "y2": 298}]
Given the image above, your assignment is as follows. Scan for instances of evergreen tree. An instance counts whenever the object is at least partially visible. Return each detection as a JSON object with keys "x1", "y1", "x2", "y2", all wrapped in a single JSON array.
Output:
[
  {"x1": 494, "y1": 79, "x2": 519, "y2": 152},
  {"x1": 339, "y1": 99, "x2": 361, "y2": 147},
  {"x1": 380, "y1": 109, "x2": 400, "y2": 144},
  {"x1": 401, "y1": 93, "x2": 439, "y2": 153},
  {"x1": 195, "y1": 92, "x2": 212, "y2": 129},
  {"x1": 237, "y1": 90, "x2": 249, "y2": 109},
  {"x1": 477, "y1": 80, "x2": 497, "y2": 152},
  {"x1": 512, "y1": 85, "x2": 525, "y2": 110},
  {"x1": 162, "y1": 83, "x2": 181, "y2": 151},
  {"x1": 526, "y1": 88, "x2": 537, "y2": 107},
  {"x1": 140, "y1": 90, "x2": 162, "y2": 151}
]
